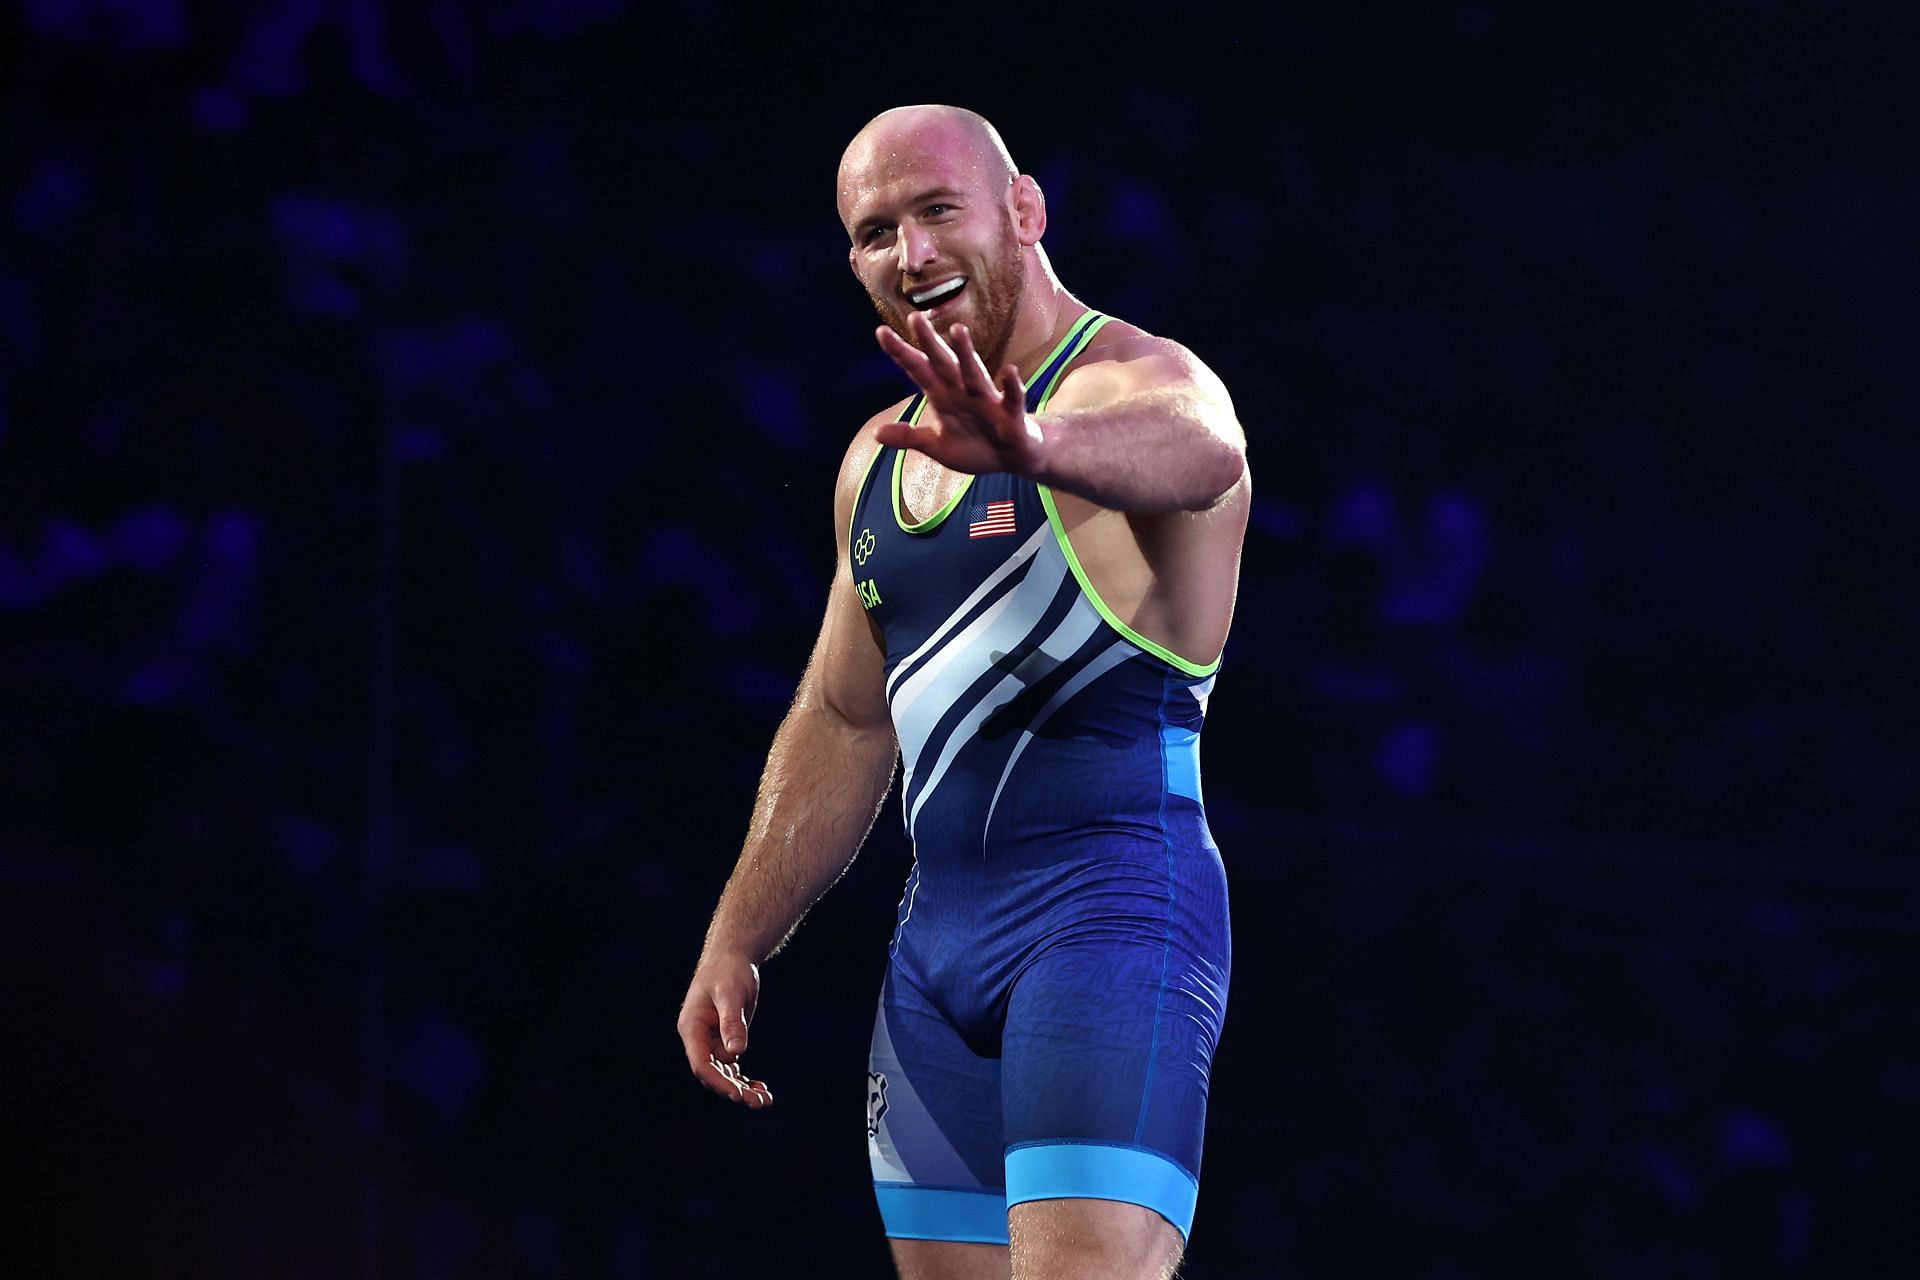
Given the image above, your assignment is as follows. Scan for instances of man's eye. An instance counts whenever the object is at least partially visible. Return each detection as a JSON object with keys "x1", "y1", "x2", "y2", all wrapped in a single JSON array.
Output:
[
  {"x1": 864, "y1": 227, "x2": 890, "y2": 245},
  {"x1": 925, "y1": 204, "x2": 951, "y2": 217}
]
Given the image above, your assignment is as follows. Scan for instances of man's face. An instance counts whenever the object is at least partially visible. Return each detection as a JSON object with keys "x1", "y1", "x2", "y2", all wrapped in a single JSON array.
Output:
[{"x1": 840, "y1": 129, "x2": 1025, "y2": 370}]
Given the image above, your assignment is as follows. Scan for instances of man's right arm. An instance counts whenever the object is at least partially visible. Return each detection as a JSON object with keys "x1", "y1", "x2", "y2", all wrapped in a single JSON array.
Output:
[{"x1": 675, "y1": 415, "x2": 899, "y2": 1109}]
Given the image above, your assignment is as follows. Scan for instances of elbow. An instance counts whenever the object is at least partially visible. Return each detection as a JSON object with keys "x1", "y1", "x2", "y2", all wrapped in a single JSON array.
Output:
[{"x1": 1187, "y1": 432, "x2": 1246, "y2": 511}]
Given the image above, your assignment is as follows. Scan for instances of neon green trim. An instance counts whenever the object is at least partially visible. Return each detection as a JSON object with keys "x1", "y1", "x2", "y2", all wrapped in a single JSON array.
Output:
[
  {"x1": 1037, "y1": 486, "x2": 1222, "y2": 677},
  {"x1": 1035, "y1": 314, "x2": 1113, "y2": 412},
  {"x1": 892, "y1": 446, "x2": 975, "y2": 532},
  {"x1": 1034, "y1": 311, "x2": 1219, "y2": 676},
  {"x1": 1029, "y1": 310, "x2": 1104, "y2": 398},
  {"x1": 847, "y1": 442, "x2": 886, "y2": 553},
  {"x1": 886, "y1": 310, "x2": 1107, "y2": 536}
]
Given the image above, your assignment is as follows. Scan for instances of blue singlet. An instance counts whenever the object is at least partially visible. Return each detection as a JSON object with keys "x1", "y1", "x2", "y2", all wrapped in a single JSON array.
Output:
[{"x1": 849, "y1": 311, "x2": 1231, "y2": 1245}]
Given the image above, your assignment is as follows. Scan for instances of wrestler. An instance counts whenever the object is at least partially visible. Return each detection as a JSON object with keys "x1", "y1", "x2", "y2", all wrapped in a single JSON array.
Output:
[{"x1": 678, "y1": 104, "x2": 1248, "y2": 1280}]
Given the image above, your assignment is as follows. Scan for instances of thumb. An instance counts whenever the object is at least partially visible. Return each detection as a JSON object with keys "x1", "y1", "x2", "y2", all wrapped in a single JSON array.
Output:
[
  {"x1": 873, "y1": 420, "x2": 914, "y2": 449},
  {"x1": 720, "y1": 1003, "x2": 750, "y2": 1056}
]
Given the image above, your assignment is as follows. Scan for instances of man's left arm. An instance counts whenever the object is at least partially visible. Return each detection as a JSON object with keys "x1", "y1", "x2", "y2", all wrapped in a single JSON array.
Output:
[
  {"x1": 1028, "y1": 336, "x2": 1246, "y2": 513},
  {"x1": 873, "y1": 314, "x2": 1245, "y2": 514}
]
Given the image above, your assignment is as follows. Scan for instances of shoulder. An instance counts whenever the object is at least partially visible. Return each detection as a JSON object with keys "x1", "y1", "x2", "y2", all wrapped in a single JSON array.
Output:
[
  {"x1": 1046, "y1": 317, "x2": 1233, "y2": 413},
  {"x1": 838, "y1": 394, "x2": 912, "y2": 488},
  {"x1": 832, "y1": 394, "x2": 914, "y2": 544}
]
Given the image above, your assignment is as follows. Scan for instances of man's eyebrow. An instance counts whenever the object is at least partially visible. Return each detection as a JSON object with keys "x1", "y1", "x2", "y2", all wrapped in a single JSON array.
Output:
[{"x1": 853, "y1": 188, "x2": 965, "y2": 234}]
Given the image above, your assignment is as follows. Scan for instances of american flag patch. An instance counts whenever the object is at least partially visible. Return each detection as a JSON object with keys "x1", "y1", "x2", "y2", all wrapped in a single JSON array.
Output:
[{"x1": 967, "y1": 499, "x2": 1017, "y2": 539}]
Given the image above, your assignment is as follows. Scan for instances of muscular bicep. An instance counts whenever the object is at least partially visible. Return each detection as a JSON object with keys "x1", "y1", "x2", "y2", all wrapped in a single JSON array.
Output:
[
  {"x1": 1044, "y1": 337, "x2": 1243, "y2": 448},
  {"x1": 798, "y1": 421, "x2": 896, "y2": 735},
  {"x1": 796, "y1": 556, "x2": 892, "y2": 732}
]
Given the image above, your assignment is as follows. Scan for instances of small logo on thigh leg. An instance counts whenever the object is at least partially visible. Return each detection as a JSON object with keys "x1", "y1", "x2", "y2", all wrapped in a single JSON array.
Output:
[{"x1": 865, "y1": 1070, "x2": 890, "y2": 1137}]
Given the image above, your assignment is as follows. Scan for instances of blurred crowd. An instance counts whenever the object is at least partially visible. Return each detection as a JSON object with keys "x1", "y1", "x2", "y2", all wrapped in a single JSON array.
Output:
[{"x1": 1, "y1": 2, "x2": 1913, "y2": 1276}]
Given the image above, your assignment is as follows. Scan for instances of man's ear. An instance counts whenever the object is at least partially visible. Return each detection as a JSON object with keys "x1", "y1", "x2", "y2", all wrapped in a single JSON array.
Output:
[{"x1": 1010, "y1": 174, "x2": 1047, "y2": 246}]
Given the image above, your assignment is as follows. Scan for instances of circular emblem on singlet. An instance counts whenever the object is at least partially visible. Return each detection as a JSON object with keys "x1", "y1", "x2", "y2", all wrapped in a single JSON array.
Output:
[
  {"x1": 853, "y1": 527, "x2": 876, "y2": 566},
  {"x1": 866, "y1": 1070, "x2": 890, "y2": 1137}
]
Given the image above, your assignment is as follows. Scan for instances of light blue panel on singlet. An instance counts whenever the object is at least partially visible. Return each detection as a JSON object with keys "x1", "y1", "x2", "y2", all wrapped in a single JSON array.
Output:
[
  {"x1": 1005, "y1": 1140, "x2": 1200, "y2": 1239},
  {"x1": 872, "y1": 1185, "x2": 1010, "y2": 1244},
  {"x1": 1161, "y1": 724, "x2": 1202, "y2": 804}
]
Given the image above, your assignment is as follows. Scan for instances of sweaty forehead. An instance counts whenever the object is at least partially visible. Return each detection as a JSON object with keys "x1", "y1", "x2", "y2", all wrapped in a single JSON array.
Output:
[{"x1": 837, "y1": 119, "x2": 1000, "y2": 225}]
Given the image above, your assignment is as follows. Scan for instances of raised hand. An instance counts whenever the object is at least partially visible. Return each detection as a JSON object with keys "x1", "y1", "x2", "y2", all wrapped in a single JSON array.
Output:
[
  {"x1": 872, "y1": 312, "x2": 1046, "y2": 477},
  {"x1": 677, "y1": 954, "x2": 774, "y2": 1110}
]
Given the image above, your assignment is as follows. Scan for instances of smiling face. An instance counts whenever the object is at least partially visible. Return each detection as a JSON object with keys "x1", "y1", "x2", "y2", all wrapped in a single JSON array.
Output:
[{"x1": 838, "y1": 107, "x2": 1038, "y2": 372}]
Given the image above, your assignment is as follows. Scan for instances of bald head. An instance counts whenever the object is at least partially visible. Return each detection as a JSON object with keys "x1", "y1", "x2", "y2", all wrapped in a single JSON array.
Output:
[
  {"x1": 837, "y1": 104, "x2": 1053, "y2": 370},
  {"x1": 836, "y1": 105, "x2": 1018, "y2": 230}
]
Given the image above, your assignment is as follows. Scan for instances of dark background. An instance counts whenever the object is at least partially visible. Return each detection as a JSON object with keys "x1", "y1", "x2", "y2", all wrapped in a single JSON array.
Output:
[{"x1": 3, "y1": 2, "x2": 1916, "y2": 1276}]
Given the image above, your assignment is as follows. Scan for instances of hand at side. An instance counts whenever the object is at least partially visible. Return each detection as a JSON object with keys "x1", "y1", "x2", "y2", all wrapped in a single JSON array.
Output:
[{"x1": 677, "y1": 952, "x2": 774, "y2": 1109}]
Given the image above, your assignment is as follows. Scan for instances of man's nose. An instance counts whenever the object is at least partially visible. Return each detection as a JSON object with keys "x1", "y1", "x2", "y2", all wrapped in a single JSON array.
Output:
[{"x1": 895, "y1": 223, "x2": 937, "y2": 275}]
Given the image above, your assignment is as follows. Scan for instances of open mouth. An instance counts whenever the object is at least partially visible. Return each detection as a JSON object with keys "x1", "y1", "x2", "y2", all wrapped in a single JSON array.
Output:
[{"x1": 908, "y1": 277, "x2": 967, "y2": 311}]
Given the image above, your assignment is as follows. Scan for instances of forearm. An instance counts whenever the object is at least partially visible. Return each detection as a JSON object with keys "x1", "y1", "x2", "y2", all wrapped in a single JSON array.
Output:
[
  {"x1": 1032, "y1": 387, "x2": 1245, "y2": 513},
  {"x1": 701, "y1": 701, "x2": 897, "y2": 965}
]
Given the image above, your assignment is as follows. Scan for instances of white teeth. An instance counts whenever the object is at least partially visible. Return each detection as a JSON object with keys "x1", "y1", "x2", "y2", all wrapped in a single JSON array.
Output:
[{"x1": 910, "y1": 278, "x2": 966, "y2": 306}]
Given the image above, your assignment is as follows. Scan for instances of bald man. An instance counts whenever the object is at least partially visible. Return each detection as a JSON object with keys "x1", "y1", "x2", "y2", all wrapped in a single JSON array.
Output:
[{"x1": 677, "y1": 105, "x2": 1249, "y2": 1280}]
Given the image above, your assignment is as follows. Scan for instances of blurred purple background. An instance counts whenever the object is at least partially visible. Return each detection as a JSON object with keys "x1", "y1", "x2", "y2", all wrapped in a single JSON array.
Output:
[{"x1": 1, "y1": 2, "x2": 1915, "y2": 1276}]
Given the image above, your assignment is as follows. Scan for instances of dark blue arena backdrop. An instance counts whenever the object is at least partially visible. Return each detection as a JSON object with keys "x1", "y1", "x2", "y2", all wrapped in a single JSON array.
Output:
[{"x1": 1, "y1": 3, "x2": 1914, "y2": 1277}]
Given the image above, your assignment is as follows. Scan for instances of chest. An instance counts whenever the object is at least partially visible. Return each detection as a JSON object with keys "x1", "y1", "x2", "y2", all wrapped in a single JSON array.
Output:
[
  {"x1": 897, "y1": 450, "x2": 971, "y2": 526},
  {"x1": 848, "y1": 455, "x2": 1049, "y2": 653}
]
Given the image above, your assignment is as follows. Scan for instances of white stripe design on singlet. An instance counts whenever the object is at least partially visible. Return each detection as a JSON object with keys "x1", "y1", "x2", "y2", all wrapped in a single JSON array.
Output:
[
  {"x1": 885, "y1": 522, "x2": 1051, "y2": 707},
  {"x1": 903, "y1": 590, "x2": 1106, "y2": 841},
  {"x1": 978, "y1": 637, "x2": 1137, "y2": 853},
  {"x1": 887, "y1": 862, "x2": 920, "y2": 960},
  {"x1": 866, "y1": 994, "x2": 979, "y2": 1187},
  {"x1": 890, "y1": 530, "x2": 1075, "y2": 807},
  {"x1": 1190, "y1": 674, "x2": 1215, "y2": 715}
]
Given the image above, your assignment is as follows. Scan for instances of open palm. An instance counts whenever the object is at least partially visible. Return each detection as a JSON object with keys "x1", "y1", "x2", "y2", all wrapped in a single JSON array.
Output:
[{"x1": 872, "y1": 312, "x2": 1044, "y2": 477}]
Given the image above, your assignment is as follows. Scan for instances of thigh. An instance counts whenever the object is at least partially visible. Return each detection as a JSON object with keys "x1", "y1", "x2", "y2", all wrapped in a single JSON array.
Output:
[
  {"x1": 869, "y1": 964, "x2": 1010, "y2": 1245},
  {"x1": 999, "y1": 927, "x2": 1228, "y2": 1243},
  {"x1": 1008, "y1": 1199, "x2": 1183, "y2": 1280},
  {"x1": 890, "y1": 1238, "x2": 1010, "y2": 1280}
]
